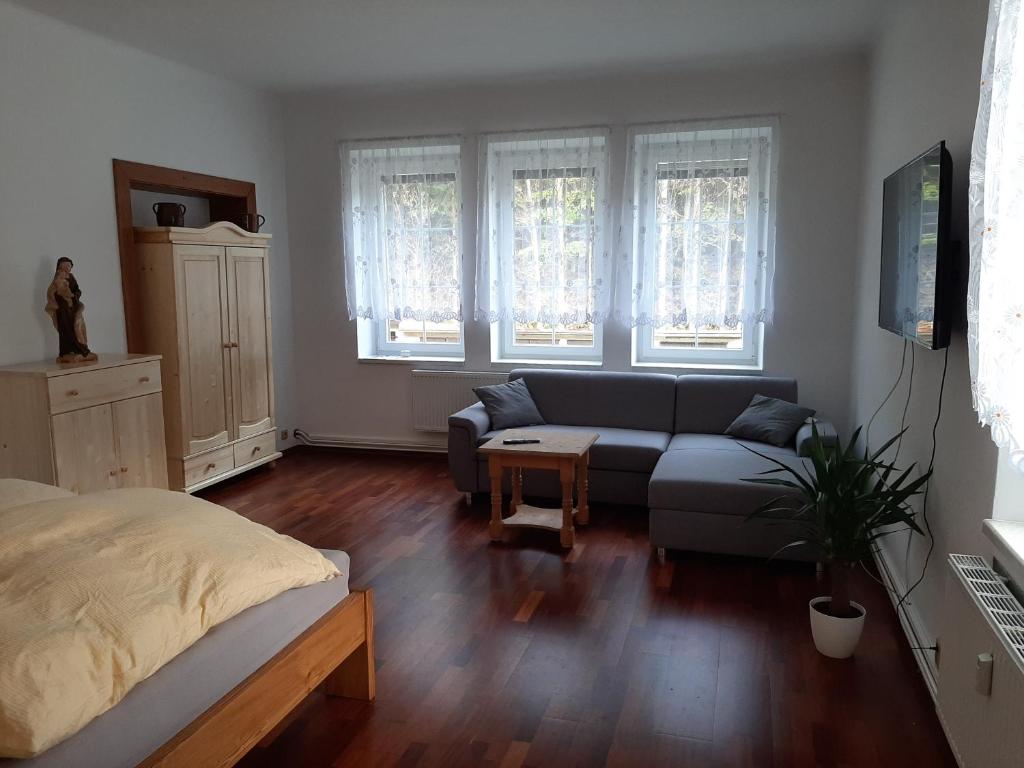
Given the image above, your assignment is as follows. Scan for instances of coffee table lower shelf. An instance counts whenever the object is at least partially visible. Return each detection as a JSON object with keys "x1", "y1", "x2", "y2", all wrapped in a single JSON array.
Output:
[
  {"x1": 492, "y1": 502, "x2": 579, "y2": 548},
  {"x1": 502, "y1": 503, "x2": 577, "y2": 532}
]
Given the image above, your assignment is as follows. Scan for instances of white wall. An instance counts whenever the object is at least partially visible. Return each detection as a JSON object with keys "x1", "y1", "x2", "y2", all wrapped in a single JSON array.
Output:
[
  {"x1": 282, "y1": 55, "x2": 869, "y2": 447},
  {"x1": 0, "y1": 0, "x2": 297, "y2": 441},
  {"x1": 849, "y1": 0, "x2": 994, "y2": 666}
]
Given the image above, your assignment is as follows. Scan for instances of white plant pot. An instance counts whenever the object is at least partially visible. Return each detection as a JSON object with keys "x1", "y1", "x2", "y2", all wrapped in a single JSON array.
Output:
[{"x1": 808, "y1": 596, "x2": 866, "y2": 659}]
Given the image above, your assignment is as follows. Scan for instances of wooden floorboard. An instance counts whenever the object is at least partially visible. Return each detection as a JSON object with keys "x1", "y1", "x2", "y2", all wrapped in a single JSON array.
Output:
[{"x1": 199, "y1": 447, "x2": 956, "y2": 768}]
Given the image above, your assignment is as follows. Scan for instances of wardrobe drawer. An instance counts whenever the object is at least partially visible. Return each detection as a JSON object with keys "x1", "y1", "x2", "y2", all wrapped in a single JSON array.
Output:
[
  {"x1": 48, "y1": 361, "x2": 162, "y2": 414},
  {"x1": 183, "y1": 446, "x2": 234, "y2": 487},
  {"x1": 233, "y1": 431, "x2": 277, "y2": 467}
]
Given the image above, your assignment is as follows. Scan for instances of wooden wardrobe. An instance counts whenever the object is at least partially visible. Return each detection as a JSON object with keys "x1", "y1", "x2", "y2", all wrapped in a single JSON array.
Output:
[{"x1": 134, "y1": 223, "x2": 281, "y2": 492}]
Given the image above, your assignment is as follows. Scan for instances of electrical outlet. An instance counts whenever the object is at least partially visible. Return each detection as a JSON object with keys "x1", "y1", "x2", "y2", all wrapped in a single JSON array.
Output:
[{"x1": 280, "y1": 429, "x2": 289, "y2": 440}]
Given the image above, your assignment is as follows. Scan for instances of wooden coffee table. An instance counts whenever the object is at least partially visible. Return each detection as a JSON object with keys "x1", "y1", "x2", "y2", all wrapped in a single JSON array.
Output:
[{"x1": 478, "y1": 429, "x2": 598, "y2": 549}]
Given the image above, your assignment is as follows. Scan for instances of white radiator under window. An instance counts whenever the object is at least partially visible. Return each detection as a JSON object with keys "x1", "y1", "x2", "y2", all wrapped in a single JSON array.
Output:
[
  {"x1": 936, "y1": 554, "x2": 1024, "y2": 768},
  {"x1": 411, "y1": 370, "x2": 506, "y2": 432}
]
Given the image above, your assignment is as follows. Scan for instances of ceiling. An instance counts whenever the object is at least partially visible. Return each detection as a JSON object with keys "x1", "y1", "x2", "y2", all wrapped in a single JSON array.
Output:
[{"x1": 11, "y1": 0, "x2": 884, "y2": 92}]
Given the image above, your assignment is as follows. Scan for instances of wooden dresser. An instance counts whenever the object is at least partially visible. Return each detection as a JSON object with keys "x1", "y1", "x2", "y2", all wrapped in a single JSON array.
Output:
[
  {"x1": 0, "y1": 353, "x2": 169, "y2": 492},
  {"x1": 134, "y1": 222, "x2": 281, "y2": 492}
]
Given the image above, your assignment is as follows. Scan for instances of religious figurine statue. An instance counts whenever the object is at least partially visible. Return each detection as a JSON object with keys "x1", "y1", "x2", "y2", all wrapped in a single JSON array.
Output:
[{"x1": 45, "y1": 257, "x2": 98, "y2": 363}]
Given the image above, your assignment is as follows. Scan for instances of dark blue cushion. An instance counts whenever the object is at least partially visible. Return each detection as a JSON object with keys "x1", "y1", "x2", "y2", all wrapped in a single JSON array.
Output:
[
  {"x1": 473, "y1": 378, "x2": 545, "y2": 430},
  {"x1": 725, "y1": 394, "x2": 815, "y2": 447}
]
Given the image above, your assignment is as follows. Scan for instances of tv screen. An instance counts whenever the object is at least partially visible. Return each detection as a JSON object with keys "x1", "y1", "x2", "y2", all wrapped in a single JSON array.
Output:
[{"x1": 878, "y1": 141, "x2": 952, "y2": 349}]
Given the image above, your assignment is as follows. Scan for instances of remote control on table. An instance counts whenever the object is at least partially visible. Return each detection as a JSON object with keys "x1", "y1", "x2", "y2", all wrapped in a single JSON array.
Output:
[{"x1": 503, "y1": 438, "x2": 541, "y2": 444}]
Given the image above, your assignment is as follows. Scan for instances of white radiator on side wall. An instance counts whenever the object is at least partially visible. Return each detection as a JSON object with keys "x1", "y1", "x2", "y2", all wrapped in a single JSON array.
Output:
[
  {"x1": 411, "y1": 370, "x2": 507, "y2": 432},
  {"x1": 936, "y1": 554, "x2": 1024, "y2": 768}
]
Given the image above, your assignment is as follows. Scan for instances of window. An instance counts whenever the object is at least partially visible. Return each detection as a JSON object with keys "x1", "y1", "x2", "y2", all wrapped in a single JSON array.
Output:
[
  {"x1": 478, "y1": 132, "x2": 611, "y2": 362},
  {"x1": 627, "y1": 121, "x2": 777, "y2": 367},
  {"x1": 341, "y1": 140, "x2": 463, "y2": 359}
]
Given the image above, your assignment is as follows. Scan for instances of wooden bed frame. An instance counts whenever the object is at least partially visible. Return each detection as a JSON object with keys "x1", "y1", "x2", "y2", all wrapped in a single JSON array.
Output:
[{"x1": 136, "y1": 588, "x2": 375, "y2": 768}]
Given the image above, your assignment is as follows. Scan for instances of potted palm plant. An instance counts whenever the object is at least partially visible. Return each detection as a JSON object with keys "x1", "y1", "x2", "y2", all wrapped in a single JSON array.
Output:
[{"x1": 742, "y1": 425, "x2": 931, "y2": 658}]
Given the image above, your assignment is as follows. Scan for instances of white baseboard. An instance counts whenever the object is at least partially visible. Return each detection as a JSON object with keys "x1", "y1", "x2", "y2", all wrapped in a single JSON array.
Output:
[
  {"x1": 293, "y1": 430, "x2": 446, "y2": 454},
  {"x1": 872, "y1": 543, "x2": 938, "y2": 698}
]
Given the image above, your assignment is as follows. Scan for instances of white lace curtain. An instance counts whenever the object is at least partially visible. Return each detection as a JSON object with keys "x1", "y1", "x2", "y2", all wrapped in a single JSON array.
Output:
[
  {"x1": 341, "y1": 138, "x2": 463, "y2": 323},
  {"x1": 969, "y1": 0, "x2": 1024, "y2": 470},
  {"x1": 621, "y1": 119, "x2": 777, "y2": 329},
  {"x1": 475, "y1": 130, "x2": 612, "y2": 325}
]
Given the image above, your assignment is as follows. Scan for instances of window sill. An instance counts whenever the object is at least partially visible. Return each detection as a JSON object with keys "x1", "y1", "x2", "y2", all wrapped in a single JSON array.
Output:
[
  {"x1": 632, "y1": 360, "x2": 764, "y2": 372},
  {"x1": 490, "y1": 358, "x2": 603, "y2": 368},
  {"x1": 984, "y1": 519, "x2": 1024, "y2": 597},
  {"x1": 358, "y1": 355, "x2": 465, "y2": 365}
]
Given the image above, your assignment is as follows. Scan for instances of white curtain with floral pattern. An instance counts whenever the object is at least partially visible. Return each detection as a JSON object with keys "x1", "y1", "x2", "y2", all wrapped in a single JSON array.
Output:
[
  {"x1": 476, "y1": 130, "x2": 612, "y2": 325},
  {"x1": 620, "y1": 118, "x2": 777, "y2": 330},
  {"x1": 341, "y1": 138, "x2": 463, "y2": 323},
  {"x1": 969, "y1": 0, "x2": 1024, "y2": 470}
]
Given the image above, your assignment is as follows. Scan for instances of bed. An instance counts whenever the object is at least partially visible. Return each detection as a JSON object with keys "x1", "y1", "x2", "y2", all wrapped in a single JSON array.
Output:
[{"x1": 0, "y1": 481, "x2": 375, "y2": 768}]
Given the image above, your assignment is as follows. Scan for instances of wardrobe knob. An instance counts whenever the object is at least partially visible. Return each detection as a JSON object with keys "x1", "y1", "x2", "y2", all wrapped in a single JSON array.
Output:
[{"x1": 67, "y1": 390, "x2": 79, "y2": 397}]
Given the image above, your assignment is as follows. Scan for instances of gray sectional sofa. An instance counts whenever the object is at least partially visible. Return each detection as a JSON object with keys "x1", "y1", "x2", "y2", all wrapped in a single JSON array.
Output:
[{"x1": 448, "y1": 368, "x2": 836, "y2": 561}]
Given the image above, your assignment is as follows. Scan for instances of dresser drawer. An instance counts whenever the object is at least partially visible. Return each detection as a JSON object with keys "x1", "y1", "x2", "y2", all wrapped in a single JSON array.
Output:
[
  {"x1": 48, "y1": 361, "x2": 162, "y2": 414},
  {"x1": 233, "y1": 431, "x2": 277, "y2": 467},
  {"x1": 183, "y1": 446, "x2": 234, "y2": 487}
]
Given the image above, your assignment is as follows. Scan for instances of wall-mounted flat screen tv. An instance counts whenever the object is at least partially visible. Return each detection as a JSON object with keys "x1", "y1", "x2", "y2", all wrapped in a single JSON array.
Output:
[{"x1": 878, "y1": 141, "x2": 952, "y2": 349}]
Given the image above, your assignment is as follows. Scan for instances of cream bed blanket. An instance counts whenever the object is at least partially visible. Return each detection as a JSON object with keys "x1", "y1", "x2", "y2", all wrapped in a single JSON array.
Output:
[{"x1": 0, "y1": 482, "x2": 340, "y2": 758}]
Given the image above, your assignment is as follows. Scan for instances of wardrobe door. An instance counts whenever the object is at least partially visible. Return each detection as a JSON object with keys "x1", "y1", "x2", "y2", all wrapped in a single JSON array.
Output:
[
  {"x1": 113, "y1": 393, "x2": 168, "y2": 489},
  {"x1": 226, "y1": 246, "x2": 274, "y2": 439},
  {"x1": 174, "y1": 245, "x2": 233, "y2": 453},
  {"x1": 51, "y1": 404, "x2": 119, "y2": 494}
]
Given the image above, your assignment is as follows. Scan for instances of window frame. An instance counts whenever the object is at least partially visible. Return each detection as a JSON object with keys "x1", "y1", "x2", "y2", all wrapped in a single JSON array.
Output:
[
  {"x1": 348, "y1": 143, "x2": 465, "y2": 360},
  {"x1": 634, "y1": 322, "x2": 763, "y2": 368},
  {"x1": 487, "y1": 136, "x2": 609, "y2": 363},
  {"x1": 630, "y1": 124, "x2": 774, "y2": 369}
]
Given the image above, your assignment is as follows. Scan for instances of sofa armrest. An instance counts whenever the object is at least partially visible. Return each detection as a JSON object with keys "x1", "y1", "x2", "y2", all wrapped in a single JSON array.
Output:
[
  {"x1": 447, "y1": 403, "x2": 491, "y2": 492},
  {"x1": 449, "y1": 402, "x2": 490, "y2": 443},
  {"x1": 795, "y1": 417, "x2": 839, "y2": 457}
]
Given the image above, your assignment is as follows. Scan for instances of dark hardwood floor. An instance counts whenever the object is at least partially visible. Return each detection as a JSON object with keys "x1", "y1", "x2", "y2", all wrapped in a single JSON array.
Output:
[{"x1": 200, "y1": 447, "x2": 955, "y2": 768}]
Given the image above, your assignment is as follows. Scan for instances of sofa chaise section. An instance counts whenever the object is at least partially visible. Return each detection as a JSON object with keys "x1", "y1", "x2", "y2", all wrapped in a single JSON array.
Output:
[
  {"x1": 648, "y1": 375, "x2": 821, "y2": 561},
  {"x1": 648, "y1": 436, "x2": 817, "y2": 561}
]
